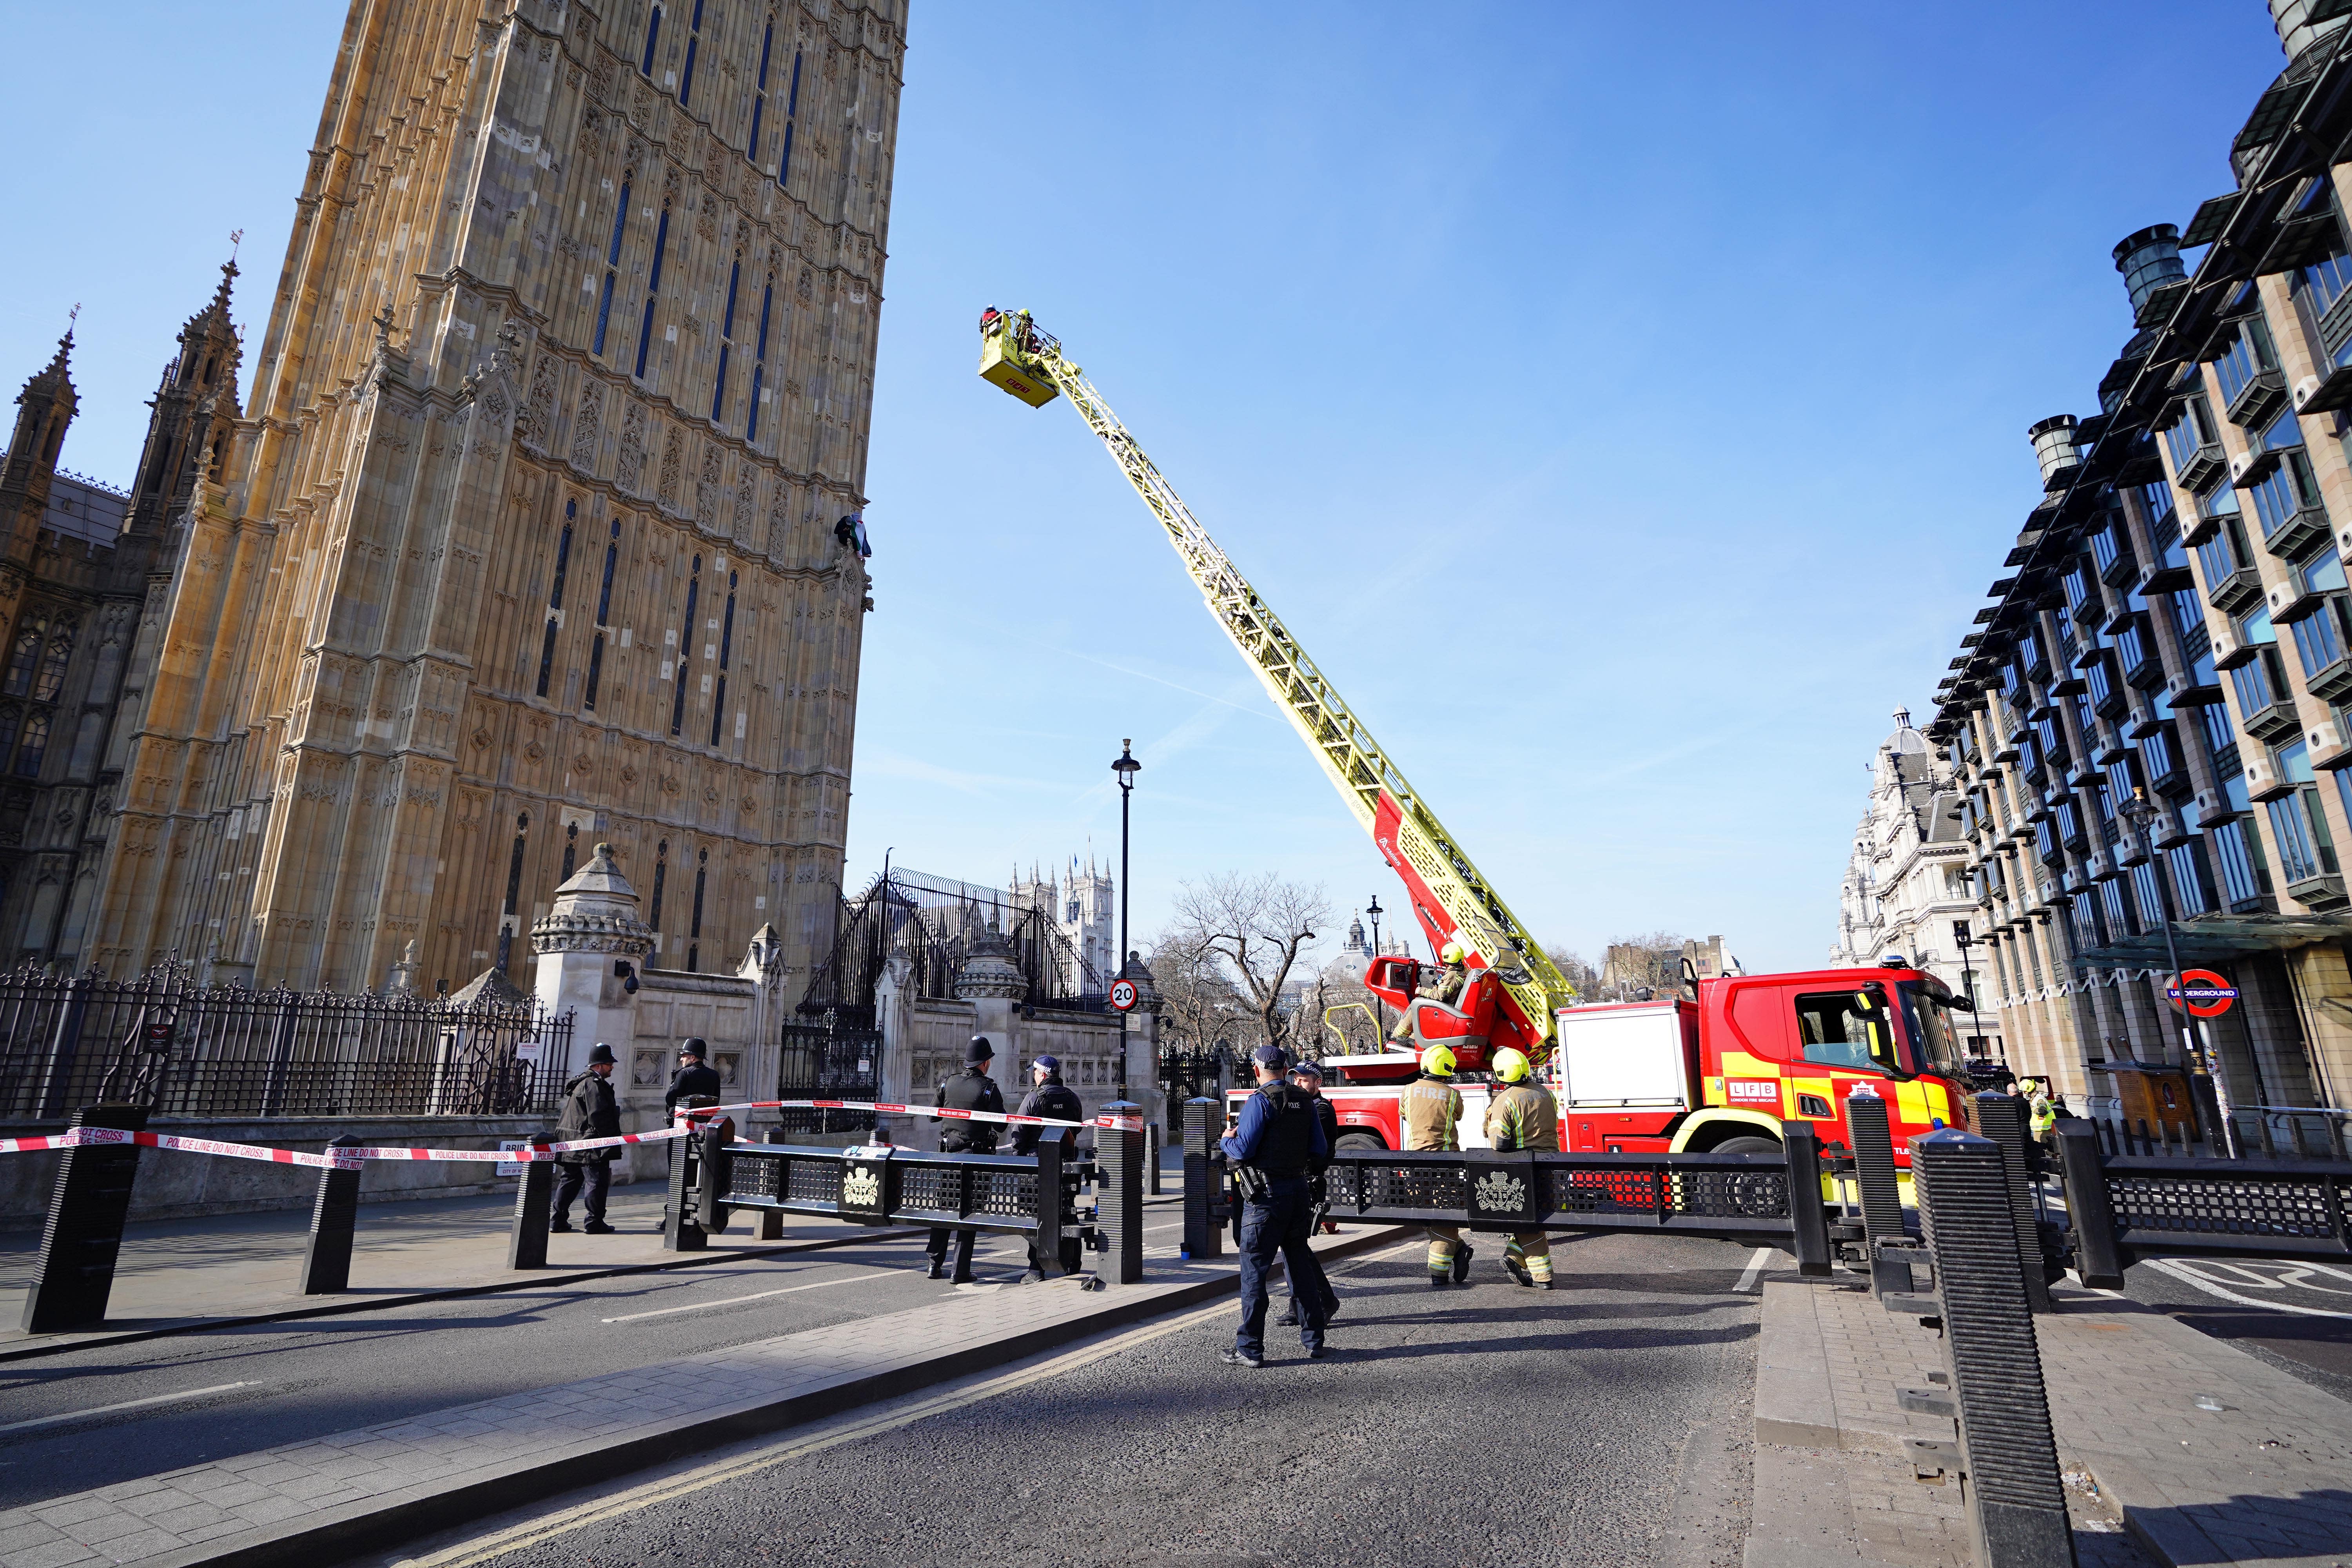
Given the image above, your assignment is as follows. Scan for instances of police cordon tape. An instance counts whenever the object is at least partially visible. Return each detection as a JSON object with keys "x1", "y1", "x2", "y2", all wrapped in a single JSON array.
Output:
[{"x1": 0, "y1": 1100, "x2": 1143, "y2": 1168}]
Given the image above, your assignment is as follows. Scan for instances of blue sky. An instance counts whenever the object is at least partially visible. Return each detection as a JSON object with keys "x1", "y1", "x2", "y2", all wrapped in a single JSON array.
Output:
[{"x1": 0, "y1": 2, "x2": 2291, "y2": 976}]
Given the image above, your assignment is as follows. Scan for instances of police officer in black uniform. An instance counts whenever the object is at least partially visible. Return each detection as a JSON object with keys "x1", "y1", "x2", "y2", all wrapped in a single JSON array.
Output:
[
  {"x1": 926, "y1": 1037, "x2": 1005, "y2": 1282},
  {"x1": 1276, "y1": 1059, "x2": 1344, "y2": 1326},
  {"x1": 663, "y1": 1038, "x2": 722, "y2": 1116},
  {"x1": 1220, "y1": 1045, "x2": 1333, "y2": 1367},
  {"x1": 1008, "y1": 1054, "x2": 1083, "y2": 1283}
]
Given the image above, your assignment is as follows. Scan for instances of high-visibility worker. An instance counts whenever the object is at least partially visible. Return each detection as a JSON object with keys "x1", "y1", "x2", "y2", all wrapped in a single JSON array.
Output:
[
  {"x1": 2024, "y1": 1077, "x2": 2057, "y2": 1147},
  {"x1": 1484, "y1": 1047, "x2": 1557, "y2": 1290},
  {"x1": 1402, "y1": 1044, "x2": 1471, "y2": 1287}
]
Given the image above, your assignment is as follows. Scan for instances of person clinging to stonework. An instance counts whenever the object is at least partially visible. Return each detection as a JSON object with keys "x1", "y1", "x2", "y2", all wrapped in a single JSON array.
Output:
[
  {"x1": 553, "y1": 1043, "x2": 622, "y2": 1235},
  {"x1": 664, "y1": 1038, "x2": 722, "y2": 1119}
]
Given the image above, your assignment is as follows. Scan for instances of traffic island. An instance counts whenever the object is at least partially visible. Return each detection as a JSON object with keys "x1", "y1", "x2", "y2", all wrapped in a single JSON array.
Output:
[
  {"x1": 0, "y1": 1224, "x2": 1410, "y2": 1568},
  {"x1": 1749, "y1": 1277, "x2": 2352, "y2": 1567}
]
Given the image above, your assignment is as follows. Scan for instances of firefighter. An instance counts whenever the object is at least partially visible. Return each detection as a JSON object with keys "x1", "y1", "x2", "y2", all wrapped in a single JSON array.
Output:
[
  {"x1": 1403, "y1": 1043, "x2": 1471, "y2": 1286},
  {"x1": 1388, "y1": 942, "x2": 1471, "y2": 1045},
  {"x1": 2024, "y1": 1077, "x2": 2058, "y2": 1150},
  {"x1": 1484, "y1": 1047, "x2": 1557, "y2": 1289},
  {"x1": 925, "y1": 1037, "x2": 1004, "y2": 1282}
]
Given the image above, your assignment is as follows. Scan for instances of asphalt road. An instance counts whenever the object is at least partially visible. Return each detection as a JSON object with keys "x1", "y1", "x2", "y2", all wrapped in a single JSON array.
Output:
[
  {"x1": 356, "y1": 1230, "x2": 1770, "y2": 1568},
  {"x1": 0, "y1": 1203, "x2": 1192, "y2": 1512}
]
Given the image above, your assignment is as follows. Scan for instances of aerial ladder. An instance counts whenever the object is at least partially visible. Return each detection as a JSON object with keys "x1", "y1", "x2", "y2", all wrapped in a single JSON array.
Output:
[{"x1": 977, "y1": 308, "x2": 1574, "y2": 1068}]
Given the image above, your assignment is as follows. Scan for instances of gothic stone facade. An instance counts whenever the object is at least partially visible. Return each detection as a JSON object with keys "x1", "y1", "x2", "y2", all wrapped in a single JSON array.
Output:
[{"x1": 34, "y1": 0, "x2": 904, "y2": 996}]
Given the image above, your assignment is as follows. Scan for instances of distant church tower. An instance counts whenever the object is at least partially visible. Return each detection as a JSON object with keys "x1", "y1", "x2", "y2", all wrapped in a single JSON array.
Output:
[{"x1": 1009, "y1": 851, "x2": 1116, "y2": 996}]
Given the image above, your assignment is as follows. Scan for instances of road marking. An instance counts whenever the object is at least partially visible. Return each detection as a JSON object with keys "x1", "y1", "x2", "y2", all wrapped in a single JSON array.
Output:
[
  {"x1": 1735, "y1": 1247, "x2": 1775, "y2": 1294},
  {"x1": 0, "y1": 1381, "x2": 258, "y2": 1437},
  {"x1": 601, "y1": 1275, "x2": 869, "y2": 1323},
  {"x1": 2145, "y1": 1257, "x2": 2352, "y2": 1320},
  {"x1": 403, "y1": 1239, "x2": 1424, "y2": 1568}
]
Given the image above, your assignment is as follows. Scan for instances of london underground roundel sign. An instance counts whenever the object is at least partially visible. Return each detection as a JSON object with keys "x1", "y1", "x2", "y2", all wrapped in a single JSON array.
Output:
[
  {"x1": 2166, "y1": 969, "x2": 2238, "y2": 1018},
  {"x1": 1109, "y1": 978, "x2": 1139, "y2": 1013}
]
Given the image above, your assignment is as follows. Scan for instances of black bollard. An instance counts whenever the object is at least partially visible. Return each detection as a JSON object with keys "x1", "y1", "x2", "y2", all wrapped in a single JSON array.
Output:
[
  {"x1": 759, "y1": 1127, "x2": 788, "y2": 1240},
  {"x1": 1033, "y1": 1139, "x2": 1067, "y2": 1276},
  {"x1": 1845, "y1": 1088, "x2": 1913, "y2": 1296},
  {"x1": 507, "y1": 1131, "x2": 555, "y2": 1270},
  {"x1": 1973, "y1": 1093, "x2": 2053, "y2": 1313},
  {"x1": 1910, "y1": 1128, "x2": 2076, "y2": 1568},
  {"x1": 297, "y1": 1135, "x2": 366, "y2": 1295},
  {"x1": 1096, "y1": 1101, "x2": 1145, "y2": 1285},
  {"x1": 1783, "y1": 1124, "x2": 1833, "y2": 1278},
  {"x1": 21, "y1": 1104, "x2": 149, "y2": 1334},
  {"x1": 1146, "y1": 1121, "x2": 1162, "y2": 1198},
  {"x1": 2053, "y1": 1122, "x2": 2125, "y2": 1290},
  {"x1": 1181, "y1": 1097, "x2": 1222, "y2": 1260},
  {"x1": 695, "y1": 1118, "x2": 734, "y2": 1237}
]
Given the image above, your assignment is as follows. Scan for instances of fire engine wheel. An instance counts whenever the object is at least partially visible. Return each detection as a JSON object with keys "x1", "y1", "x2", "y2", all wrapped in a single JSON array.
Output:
[
  {"x1": 1708, "y1": 1136, "x2": 1784, "y2": 1217},
  {"x1": 1711, "y1": 1136, "x2": 1781, "y2": 1156},
  {"x1": 1333, "y1": 1132, "x2": 1385, "y2": 1157}
]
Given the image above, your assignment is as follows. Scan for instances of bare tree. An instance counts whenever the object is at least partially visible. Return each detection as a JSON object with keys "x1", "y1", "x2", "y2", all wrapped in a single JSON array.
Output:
[
  {"x1": 1299, "y1": 955, "x2": 1384, "y2": 1058},
  {"x1": 1143, "y1": 934, "x2": 1254, "y2": 1054},
  {"x1": 1598, "y1": 930, "x2": 1690, "y2": 1000},
  {"x1": 1167, "y1": 873, "x2": 1333, "y2": 1055},
  {"x1": 1544, "y1": 945, "x2": 1601, "y2": 998}
]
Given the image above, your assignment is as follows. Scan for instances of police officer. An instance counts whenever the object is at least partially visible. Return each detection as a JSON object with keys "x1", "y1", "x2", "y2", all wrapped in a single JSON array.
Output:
[
  {"x1": 663, "y1": 1038, "x2": 722, "y2": 1117},
  {"x1": 1404, "y1": 1043, "x2": 1471, "y2": 1286},
  {"x1": 552, "y1": 1043, "x2": 622, "y2": 1234},
  {"x1": 925, "y1": 1037, "x2": 1004, "y2": 1282},
  {"x1": 1276, "y1": 1060, "x2": 1344, "y2": 1328},
  {"x1": 1484, "y1": 1047, "x2": 1557, "y2": 1289},
  {"x1": 1220, "y1": 1045, "x2": 1333, "y2": 1367},
  {"x1": 1008, "y1": 1054, "x2": 1083, "y2": 1283}
]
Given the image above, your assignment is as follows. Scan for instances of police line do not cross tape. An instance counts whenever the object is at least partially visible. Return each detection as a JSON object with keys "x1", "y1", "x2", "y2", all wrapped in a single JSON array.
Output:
[{"x1": 0, "y1": 1099, "x2": 1142, "y2": 1169}]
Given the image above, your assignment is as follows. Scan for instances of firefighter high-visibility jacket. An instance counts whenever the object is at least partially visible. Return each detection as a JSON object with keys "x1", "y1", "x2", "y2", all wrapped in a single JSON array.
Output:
[
  {"x1": 1485, "y1": 1081, "x2": 1558, "y2": 1153},
  {"x1": 1401, "y1": 1073, "x2": 1464, "y2": 1152}
]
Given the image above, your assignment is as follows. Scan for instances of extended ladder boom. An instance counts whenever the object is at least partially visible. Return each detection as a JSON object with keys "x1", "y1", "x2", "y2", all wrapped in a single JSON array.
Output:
[{"x1": 979, "y1": 310, "x2": 1572, "y2": 1051}]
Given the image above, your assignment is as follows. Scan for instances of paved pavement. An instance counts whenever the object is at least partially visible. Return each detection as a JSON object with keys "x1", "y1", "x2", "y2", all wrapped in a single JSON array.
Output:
[
  {"x1": 2122, "y1": 1255, "x2": 2352, "y2": 1405},
  {"x1": 348, "y1": 1229, "x2": 1769, "y2": 1568},
  {"x1": 1753, "y1": 1268, "x2": 2352, "y2": 1568}
]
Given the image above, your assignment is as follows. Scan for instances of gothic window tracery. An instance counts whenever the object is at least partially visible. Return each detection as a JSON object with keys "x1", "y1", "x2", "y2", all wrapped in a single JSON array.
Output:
[
  {"x1": 710, "y1": 570, "x2": 736, "y2": 747},
  {"x1": 672, "y1": 555, "x2": 700, "y2": 737},
  {"x1": 749, "y1": 18, "x2": 775, "y2": 167},
  {"x1": 778, "y1": 49, "x2": 802, "y2": 190},
  {"x1": 713, "y1": 252, "x2": 741, "y2": 423},
  {"x1": 746, "y1": 274, "x2": 774, "y2": 444},
  {"x1": 636, "y1": 200, "x2": 672, "y2": 381},
  {"x1": 678, "y1": 0, "x2": 704, "y2": 107},
  {"x1": 536, "y1": 502, "x2": 575, "y2": 699},
  {"x1": 639, "y1": 4, "x2": 662, "y2": 76},
  {"x1": 595, "y1": 174, "x2": 632, "y2": 359}
]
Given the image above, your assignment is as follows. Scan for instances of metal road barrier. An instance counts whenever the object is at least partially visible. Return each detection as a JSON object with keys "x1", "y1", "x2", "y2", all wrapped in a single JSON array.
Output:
[
  {"x1": 2054, "y1": 1120, "x2": 2352, "y2": 1288},
  {"x1": 1312, "y1": 1132, "x2": 1834, "y2": 1274},
  {"x1": 710, "y1": 1132, "x2": 1110, "y2": 1280}
]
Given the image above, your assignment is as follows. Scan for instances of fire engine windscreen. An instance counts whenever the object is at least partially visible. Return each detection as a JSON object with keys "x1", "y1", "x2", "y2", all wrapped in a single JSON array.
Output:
[{"x1": 1897, "y1": 983, "x2": 1967, "y2": 1080}]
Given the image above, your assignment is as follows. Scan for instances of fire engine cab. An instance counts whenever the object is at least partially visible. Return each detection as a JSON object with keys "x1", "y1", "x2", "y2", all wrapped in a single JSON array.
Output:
[{"x1": 1249, "y1": 961, "x2": 1975, "y2": 1165}]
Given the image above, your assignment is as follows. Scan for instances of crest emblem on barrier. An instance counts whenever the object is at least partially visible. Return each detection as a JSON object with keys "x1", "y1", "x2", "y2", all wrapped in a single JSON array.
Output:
[
  {"x1": 841, "y1": 1166, "x2": 882, "y2": 1209},
  {"x1": 1474, "y1": 1171, "x2": 1526, "y2": 1212}
]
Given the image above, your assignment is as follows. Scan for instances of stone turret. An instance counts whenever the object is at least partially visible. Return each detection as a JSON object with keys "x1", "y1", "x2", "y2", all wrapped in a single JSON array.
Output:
[{"x1": 532, "y1": 843, "x2": 656, "y2": 1059}]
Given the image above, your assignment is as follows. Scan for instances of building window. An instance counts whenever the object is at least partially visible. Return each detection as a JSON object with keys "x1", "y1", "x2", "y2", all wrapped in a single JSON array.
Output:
[
  {"x1": 2250, "y1": 411, "x2": 2325, "y2": 547},
  {"x1": 746, "y1": 275, "x2": 775, "y2": 444},
  {"x1": 650, "y1": 840, "x2": 669, "y2": 938},
  {"x1": 2168, "y1": 841, "x2": 2217, "y2": 916},
  {"x1": 672, "y1": 555, "x2": 700, "y2": 737},
  {"x1": 677, "y1": 0, "x2": 703, "y2": 106},
  {"x1": 502, "y1": 814, "x2": 530, "y2": 949},
  {"x1": 639, "y1": 4, "x2": 662, "y2": 75},
  {"x1": 688, "y1": 848, "x2": 708, "y2": 972},
  {"x1": 2131, "y1": 860, "x2": 2163, "y2": 927},
  {"x1": 2138, "y1": 479, "x2": 2177, "y2": 532},
  {"x1": 561, "y1": 822, "x2": 579, "y2": 883},
  {"x1": 2267, "y1": 739, "x2": 2339, "y2": 886},
  {"x1": 584, "y1": 518, "x2": 619, "y2": 713},
  {"x1": 712, "y1": 255, "x2": 740, "y2": 423},
  {"x1": 749, "y1": 18, "x2": 775, "y2": 165},
  {"x1": 2212, "y1": 314, "x2": 2280, "y2": 410},
  {"x1": 3, "y1": 619, "x2": 47, "y2": 698},
  {"x1": 13, "y1": 711, "x2": 49, "y2": 779},
  {"x1": 2291, "y1": 591, "x2": 2351, "y2": 679},
  {"x1": 595, "y1": 176, "x2": 632, "y2": 358},
  {"x1": 2161, "y1": 396, "x2": 2220, "y2": 483},
  {"x1": 710, "y1": 571, "x2": 737, "y2": 746},
  {"x1": 778, "y1": 50, "x2": 802, "y2": 189},
  {"x1": 635, "y1": 202, "x2": 672, "y2": 381},
  {"x1": 535, "y1": 506, "x2": 575, "y2": 699},
  {"x1": 2229, "y1": 648, "x2": 2286, "y2": 714}
]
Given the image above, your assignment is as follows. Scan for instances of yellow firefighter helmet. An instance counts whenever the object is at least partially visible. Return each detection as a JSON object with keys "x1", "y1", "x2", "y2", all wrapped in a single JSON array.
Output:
[
  {"x1": 1420, "y1": 1044, "x2": 1457, "y2": 1077},
  {"x1": 1439, "y1": 941, "x2": 1466, "y2": 966},
  {"x1": 1493, "y1": 1047, "x2": 1533, "y2": 1083}
]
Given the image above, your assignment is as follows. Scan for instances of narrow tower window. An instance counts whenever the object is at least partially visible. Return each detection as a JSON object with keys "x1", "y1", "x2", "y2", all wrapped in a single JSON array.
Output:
[
  {"x1": 778, "y1": 51, "x2": 802, "y2": 189},
  {"x1": 671, "y1": 555, "x2": 700, "y2": 736},
  {"x1": 688, "y1": 848, "x2": 708, "y2": 972},
  {"x1": 635, "y1": 201, "x2": 671, "y2": 380},
  {"x1": 535, "y1": 503, "x2": 575, "y2": 699},
  {"x1": 748, "y1": 18, "x2": 775, "y2": 164},
  {"x1": 584, "y1": 518, "x2": 619, "y2": 712},
  {"x1": 712, "y1": 255, "x2": 740, "y2": 423},
  {"x1": 677, "y1": 0, "x2": 704, "y2": 106},
  {"x1": 639, "y1": 4, "x2": 662, "y2": 75},
  {"x1": 746, "y1": 275, "x2": 774, "y2": 444},
  {"x1": 561, "y1": 822, "x2": 579, "y2": 883},
  {"x1": 594, "y1": 176, "x2": 632, "y2": 358},
  {"x1": 501, "y1": 813, "x2": 531, "y2": 963},
  {"x1": 710, "y1": 570, "x2": 736, "y2": 746},
  {"x1": 650, "y1": 840, "x2": 669, "y2": 942}
]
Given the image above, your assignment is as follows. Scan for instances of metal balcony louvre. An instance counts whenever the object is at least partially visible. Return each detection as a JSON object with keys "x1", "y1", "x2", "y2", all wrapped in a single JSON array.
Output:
[
  {"x1": 2308, "y1": 653, "x2": 2352, "y2": 705},
  {"x1": 2215, "y1": 628, "x2": 2259, "y2": 669},
  {"x1": 2271, "y1": 578, "x2": 2329, "y2": 623},
  {"x1": 2181, "y1": 503, "x2": 2222, "y2": 546},
  {"x1": 2124, "y1": 701, "x2": 2165, "y2": 739},
  {"x1": 2288, "y1": 872, "x2": 2350, "y2": 911},
  {"x1": 2247, "y1": 697, "x2": 2304, "y2": 743},
  {"x1": 2181, "y1": 193, "x2": 2243, "y2": 248},
  {"x1": 2139, "y1": 555, "x2": 2195, "y2": 593},
  {"x1": 2225, "y1": 367, "x2": 2289, "y2": 430},
  {"x1": 2295, "y1": 363, "x2": 2352, "y2": 416},
  {"x1": 2265, "y1": 505, "x2": 2333, "y2": 561},
  {"x1": 2092, "y1": 729, "x2": 2132, "y2": 765},
  {"x1": 2167, "y1": 665, "x2": 2225, "y2": 706},
  {"x1": 2210, "y1": 564, "x2": 2267, "y2": 613}
]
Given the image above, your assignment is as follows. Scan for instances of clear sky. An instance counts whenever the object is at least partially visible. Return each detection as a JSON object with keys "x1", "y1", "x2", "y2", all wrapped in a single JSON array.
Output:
[{"x1": 0, "y1": 2, "x2": 2292, "y2": 978}]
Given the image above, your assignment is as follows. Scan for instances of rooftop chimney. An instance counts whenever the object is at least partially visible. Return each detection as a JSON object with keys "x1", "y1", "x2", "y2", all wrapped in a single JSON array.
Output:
[
  {"x1": 2028, "y1": 416, "x2": 2082, "y2": 490},
  {"x1": 2113, "y1": 225, "x2": 2187, "y2": 326}
]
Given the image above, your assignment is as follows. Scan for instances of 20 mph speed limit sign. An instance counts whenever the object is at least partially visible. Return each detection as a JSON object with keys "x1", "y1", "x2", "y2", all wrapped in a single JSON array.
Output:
[
  {"x1": 2166, "y1": 969, "x2": 2239, "y2": 1018},
  {"x1": 1109, "y1": 978, "x2": 1140, "y2": 1012}
]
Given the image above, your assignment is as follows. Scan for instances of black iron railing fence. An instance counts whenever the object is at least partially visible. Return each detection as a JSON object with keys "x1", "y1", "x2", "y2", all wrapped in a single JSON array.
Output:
[
  {"x1": 0, "y1": 963, "x2": 574, "y2": 1122},
  {"x1": 774, "y1": 1021, "x2": 880, "y2": 1133}
]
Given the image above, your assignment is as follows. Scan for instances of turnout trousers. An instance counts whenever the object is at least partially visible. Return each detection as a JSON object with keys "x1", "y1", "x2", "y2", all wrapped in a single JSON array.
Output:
[
  {"x1": 1236, "y1": 1177, "x2": 1330, "y2": 1360},
  {"x1": 1424, "y1": 1224, "x2": 1461, "y2": 1278},
  {"x1": 1504, "y1": 1229, "x2": 1552, "y2": 1283}
]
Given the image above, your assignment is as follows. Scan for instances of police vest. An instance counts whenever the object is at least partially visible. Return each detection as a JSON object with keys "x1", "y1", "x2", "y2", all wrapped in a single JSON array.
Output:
[{"x1": 1246, "y1": 1085, "x2": 1318, "y2": 1177}]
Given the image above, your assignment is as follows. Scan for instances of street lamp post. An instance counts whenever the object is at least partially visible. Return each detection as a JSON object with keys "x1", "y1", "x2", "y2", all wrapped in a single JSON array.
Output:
[
  {"x1": 1112, "y1": 740, "x2": 1142, "y2": 1091},
  {"x1": 1366, "y1": 894, "x2": 1385, "y2": 1036},
  {"x1": 2121, "y1": 789, "x2": 2236, "y2": 1152}
]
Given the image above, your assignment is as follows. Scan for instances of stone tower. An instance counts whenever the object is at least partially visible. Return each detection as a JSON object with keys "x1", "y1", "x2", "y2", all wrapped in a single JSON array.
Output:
[{"x1": 78, "y1": 0, "x2": 906, "y2": 995}]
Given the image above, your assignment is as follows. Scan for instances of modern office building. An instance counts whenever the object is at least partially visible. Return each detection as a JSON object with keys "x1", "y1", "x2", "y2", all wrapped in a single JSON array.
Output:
[
  {"x1": 0, "y1": 0, "x2": 905, "y2": 998},
  {"x1": 1924, "y1": 0, "x2": 2352, "y2": 1127}
]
